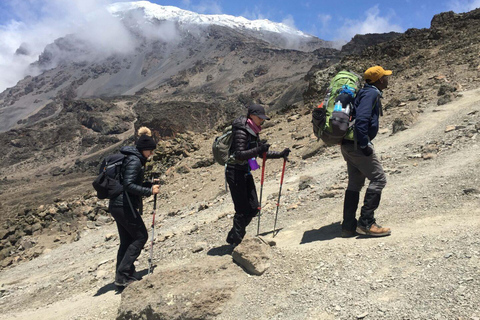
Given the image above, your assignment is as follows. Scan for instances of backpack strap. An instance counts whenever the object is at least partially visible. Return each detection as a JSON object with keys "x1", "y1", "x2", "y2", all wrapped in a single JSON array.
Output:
[{"x1": 124, "y1": 191, "x2": 138, "y2": 219}]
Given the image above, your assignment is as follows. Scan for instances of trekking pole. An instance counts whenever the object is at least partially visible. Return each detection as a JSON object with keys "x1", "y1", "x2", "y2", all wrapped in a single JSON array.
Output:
[
  {"x1": 273, "y1": 157, "x2": 287, "y2": 238},
  {"x1": 148, "y1": 193, "x2": 157, "y2": 275},
  {"x1": 256, "y1": 152, "x2": 267, "y2": 236}
]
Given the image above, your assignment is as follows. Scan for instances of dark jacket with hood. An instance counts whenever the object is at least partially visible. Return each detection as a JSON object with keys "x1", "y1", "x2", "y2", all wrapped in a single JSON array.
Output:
[
  {"x1": 109, "y1": 146, "x2": 152, "y2": 210},
  {"x1": 353, "y1": 84, "x2": 383, "y2": 147},
  {"x1": 228, "y1": 116, "x2": 282, "y2": 170}
]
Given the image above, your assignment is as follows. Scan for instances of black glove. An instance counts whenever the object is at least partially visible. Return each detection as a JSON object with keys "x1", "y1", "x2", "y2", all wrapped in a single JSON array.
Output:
[
  {"x1": 360, "y1": 145, "x2": 373, "y2": 156},
  {"x1": 280, "y1": 148, "x2": 291, "y2": 158},
  {"x1": 258, "y1": 143, "x2": 270, "y2": 155}
]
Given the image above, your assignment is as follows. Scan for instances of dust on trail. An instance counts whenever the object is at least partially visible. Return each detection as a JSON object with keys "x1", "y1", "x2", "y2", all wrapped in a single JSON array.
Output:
[{"x1": 1, "y1": 89, "x2": 479, "y2": 320}]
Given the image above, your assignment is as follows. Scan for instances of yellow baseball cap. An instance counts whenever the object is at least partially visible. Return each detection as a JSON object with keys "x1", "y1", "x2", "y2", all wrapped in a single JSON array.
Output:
[{"x1": 364, "y1": 66, "x2": 392, "y2": 83}]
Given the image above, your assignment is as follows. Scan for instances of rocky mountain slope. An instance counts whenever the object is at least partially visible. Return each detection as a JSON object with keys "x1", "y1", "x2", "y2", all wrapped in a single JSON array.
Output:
[
  {"x1": 0, "y1": 6, "x2": 480, "y2": 320},
  {"x1": 0, "y1": 1, "x2": 331, "y2": 133}
]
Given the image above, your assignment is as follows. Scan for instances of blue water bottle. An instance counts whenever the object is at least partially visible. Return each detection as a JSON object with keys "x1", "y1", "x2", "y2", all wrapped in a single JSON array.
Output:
[{"x1": 334, "y1": 101, "x2": 342, "y2": 112}]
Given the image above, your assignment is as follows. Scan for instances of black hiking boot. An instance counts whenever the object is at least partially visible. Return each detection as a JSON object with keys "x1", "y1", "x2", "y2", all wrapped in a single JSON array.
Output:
[
  {"x1": 341, "y1": 229, "x2": 357, "y2": 238},
  {"x1": 114, "y1": 277, "x2": 138, "y2": 288}
]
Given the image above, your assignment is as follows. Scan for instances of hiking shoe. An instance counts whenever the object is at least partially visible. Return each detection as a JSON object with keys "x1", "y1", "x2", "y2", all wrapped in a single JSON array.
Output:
[
  {"x1": 114, "y1": 278, "x2": 137, "y2": 288},
  {"x1": 356, "y1": 223, "x2": 391, "y2": 237},
  {"x1": 341, "y1": 229, "x2": 357, "y2": 238}
]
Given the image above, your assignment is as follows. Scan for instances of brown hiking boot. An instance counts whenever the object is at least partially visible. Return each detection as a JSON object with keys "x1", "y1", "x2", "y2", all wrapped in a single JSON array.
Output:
[{"x1": 356, "y1": 223, "x2": 391, "y2": 237}]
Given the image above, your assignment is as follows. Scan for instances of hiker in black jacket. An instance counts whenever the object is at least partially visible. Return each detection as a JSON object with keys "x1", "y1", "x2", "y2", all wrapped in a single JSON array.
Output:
[
  {"x1": 341, "y1": 66, "x2": 391, "y2": 237},
  {"x1": 226, "y1": 104, "x2": 290, "y2": 246},
  {"x1": 109, "y1": 127, "x2": 160, "y2": 287}
]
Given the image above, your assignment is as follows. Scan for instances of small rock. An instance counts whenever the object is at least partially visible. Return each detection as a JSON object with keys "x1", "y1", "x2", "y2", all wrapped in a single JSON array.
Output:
[
  {"x1": 298, "y1": 176, "x2": 315, "y2": 191},
  {"x1": 301, "y1": 142, "x2": 325, "y2": 159},
  {"x1": 357, "y1": 312, "x2": 369, "y2": 319},
  {"x1": 444, "y1": 253, "x2": 453, "y2": 258},
  {"x1": 188, "y1": 225, "x2": 199, "y2": 234},
  {"x1": 422, "y1": 153, "x2": 437, "y2": 160},
  {"x1": 105, "y1": 234, "x2": 116, "y2": 241},
  {"x1": 53, "y1": 237, "x2": 61, "y2": 242},
  {"x1": 392, "y1": 118, "x2": 406, "y2": 134},
  {"x1": 445, "y1": 125, "x2": 457, "y2": 132},
  {"x1": 176, "y1": 165, "x2": 191, "y2": 174},
  {"x1": 438, "y1": 94, "x2": 452, "y2": 106},
  {"x1": 192, "y1": 242, "x2": 207, "y2": 253},
  {"x1": 197, "y1": 204, "x2": 209, "y2": 212},
  {"x1": 463, "y1": 188, "x2": 480, "y2": 195},
  {"x1": 232, "y1": 236, "x2": 271, "y2": 275},
  {"x1": 291, "y1": 133, "x2": 305, "y2": 140},
  {"x1": 319, "y1": 190, "x2": 338, "y2": 199}
]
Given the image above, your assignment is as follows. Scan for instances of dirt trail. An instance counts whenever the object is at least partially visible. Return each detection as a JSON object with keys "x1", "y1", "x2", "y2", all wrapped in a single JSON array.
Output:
[{"x1": 1, "y1": 89, "x2": 479, "y2": 320}]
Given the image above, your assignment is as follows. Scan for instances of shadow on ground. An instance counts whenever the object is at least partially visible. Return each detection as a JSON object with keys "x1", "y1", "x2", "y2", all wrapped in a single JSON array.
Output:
[
  {"x1": 207, "y1": 245, "x2": 234, "y2": 256},
  {"x1": 300, "y1": 221, "x2": 341, "y2": 244}
]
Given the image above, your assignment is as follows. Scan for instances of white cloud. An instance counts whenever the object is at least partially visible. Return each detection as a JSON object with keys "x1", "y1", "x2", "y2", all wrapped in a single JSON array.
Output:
[
  {"x1": 241, "y1": 6, "x2": 269, "y2": 20},
  {"x1": 448, "y1": 0, "x2": 480, "y2": 12},
  {"x1": 281, "y1": 14, "x2": 296, "y2": 29},
  {"x1": 336, "y1": 5, "x2": 403, "y2": 41},
  {"x1": 192, "y1": 1, "x2": 222, "y2": 14},
  {"x1": 0, "y1": 0, "x2": 141, "y2": 92}
]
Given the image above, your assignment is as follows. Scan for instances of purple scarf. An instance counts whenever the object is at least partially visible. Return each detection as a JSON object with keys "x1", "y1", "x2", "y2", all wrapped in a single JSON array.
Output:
[{"x1": 247, "y1": 118, "x2": 262, "y2": 134}]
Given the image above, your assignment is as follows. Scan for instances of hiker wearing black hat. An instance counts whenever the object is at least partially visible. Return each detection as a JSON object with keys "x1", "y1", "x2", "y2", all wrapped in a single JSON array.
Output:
[
  {"x1": 341, "y1": 66, "x2": 391, "y2": 237},
  {"x1": 109, "y1": 127, "x2": 160, "y2": 287},
  {"x1": 225, "y1": 104, "x2": 290, "y2": 246}
]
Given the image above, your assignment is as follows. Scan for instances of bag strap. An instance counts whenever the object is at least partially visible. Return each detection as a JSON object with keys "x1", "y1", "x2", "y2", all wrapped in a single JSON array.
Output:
[{"x1": 124, "y1": 191, "x2": 138, "y2": 219}]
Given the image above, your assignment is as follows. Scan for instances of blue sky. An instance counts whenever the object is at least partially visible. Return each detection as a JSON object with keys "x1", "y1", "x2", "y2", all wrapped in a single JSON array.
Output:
[
  {"x1": 0, "y1": 0, "x2": 479, "y2": 92},
  {"x1": 151, "y1": 0, "x2": 480, "y2": 40}
]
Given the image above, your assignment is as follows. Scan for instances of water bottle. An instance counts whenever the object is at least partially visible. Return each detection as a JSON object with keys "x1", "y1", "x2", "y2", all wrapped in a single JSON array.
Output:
[
  {"x1": 343, "y1": 103, "x2": 351, "y2": 115},
  {"x1": 334, "y1": 101, "x2": 342, "y2": 112},
  {"x1": 248, "y1": 157, "x2": 259, "y2": 171}
]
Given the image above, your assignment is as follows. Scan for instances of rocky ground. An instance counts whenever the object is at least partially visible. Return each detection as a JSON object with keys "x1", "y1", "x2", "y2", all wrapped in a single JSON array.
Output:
[{"x1": 0, "y1": 85, "x2": 479, "y2": 319}]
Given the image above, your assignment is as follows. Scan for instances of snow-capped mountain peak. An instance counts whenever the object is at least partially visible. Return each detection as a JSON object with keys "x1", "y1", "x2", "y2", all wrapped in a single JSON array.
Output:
[{"x1": 107, "y1": 1, "x2": 312, "y2": 39}]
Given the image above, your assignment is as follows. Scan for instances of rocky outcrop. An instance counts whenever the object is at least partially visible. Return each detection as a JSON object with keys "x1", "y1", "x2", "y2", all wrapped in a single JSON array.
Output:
[
  {"x1": 341, "y1": 32, "x2": 402, "y2": 55},
  {"x1": 232, "y1": 236, "x2": 272, "y2": 275},
  {"x1": 116, "y1": 256, "x2": 240, "y2": 320},
  {"x1": 0, "y1": 193, "x2": 113, "y2": 269}
]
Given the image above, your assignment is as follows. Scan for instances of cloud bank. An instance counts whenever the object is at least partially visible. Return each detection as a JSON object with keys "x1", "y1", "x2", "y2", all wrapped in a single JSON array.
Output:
[
  {"x1": 0, "y1": 0, "x2": 137, "y2": 93},
  {"x1": 448, "y1": 0, "x2": 480, "y2": 12},
  {"x1": 336, "y1": 5, "x2": 403, "y2": 41}
]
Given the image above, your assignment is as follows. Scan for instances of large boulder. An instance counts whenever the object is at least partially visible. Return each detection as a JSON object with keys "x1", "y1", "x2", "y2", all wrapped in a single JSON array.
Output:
[
  {"x1": 117, "y1": 256, "x2": 240, "y2": 320},
  {"x1": 232, "y1": 236, "x2": 271, "y2": 275}
]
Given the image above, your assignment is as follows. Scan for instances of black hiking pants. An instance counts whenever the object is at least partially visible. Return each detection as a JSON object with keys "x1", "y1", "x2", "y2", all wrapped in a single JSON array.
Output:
[
  {"x1": 109, "y1": 204, "x2": 148, "y2": 282},
  {"x1": 226, "y1": 166, "x2": 259, "y2": 245}
]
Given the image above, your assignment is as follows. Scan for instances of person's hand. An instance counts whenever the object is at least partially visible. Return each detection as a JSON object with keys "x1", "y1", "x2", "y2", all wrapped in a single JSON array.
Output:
[
  {"x1": 280, "y1": 148, "x2": 291, "y2": 159},
  {"x1": 258, "y1": 143, "x2": 270, "y2": 154},
  {"x1": 152, "y1": 185, "x2": 160, "y2": 194},
  {"x1": 360, "y1": 145, "x2": 373, "y2": 156}
]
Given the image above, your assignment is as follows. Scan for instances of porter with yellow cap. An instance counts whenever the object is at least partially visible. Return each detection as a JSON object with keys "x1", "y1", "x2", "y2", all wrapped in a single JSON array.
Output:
[{"x1": 340, "y1": 66, "x2": 392, "y2": 237}]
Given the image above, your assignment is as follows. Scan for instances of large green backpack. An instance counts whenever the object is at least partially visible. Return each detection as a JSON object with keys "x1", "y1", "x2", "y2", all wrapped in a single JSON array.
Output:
[
  {"x1": 212, "y1": 126, "x2": 233, "y2": 166},
  {"x1": 312, "y1": 71, "x2": 361, "y2": 145}
]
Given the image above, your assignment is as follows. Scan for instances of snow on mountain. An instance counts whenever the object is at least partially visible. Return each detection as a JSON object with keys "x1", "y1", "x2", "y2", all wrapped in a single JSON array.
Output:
[{"x1": 107, "y1": 1, "x2": 312, "y2": 39}]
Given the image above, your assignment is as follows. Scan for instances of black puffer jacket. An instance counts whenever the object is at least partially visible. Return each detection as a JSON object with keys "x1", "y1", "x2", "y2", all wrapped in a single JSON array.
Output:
[
  {"x1": 229, "y1": 116, "x2": 283, "y2": 167},
  {"x1": 109, "y1": 146, "x2": 152, "y2": 210}
]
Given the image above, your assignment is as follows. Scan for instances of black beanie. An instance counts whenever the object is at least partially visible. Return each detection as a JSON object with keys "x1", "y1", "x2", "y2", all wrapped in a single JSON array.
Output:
[{"x1": 136, "y1": 134, "x2": 157, "y2": 151}]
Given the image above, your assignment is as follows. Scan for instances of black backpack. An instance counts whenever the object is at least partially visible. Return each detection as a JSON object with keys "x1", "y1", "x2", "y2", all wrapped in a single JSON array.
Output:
[{"x1": 92, "y1": 154, "x2": 126, "y2": 199}]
